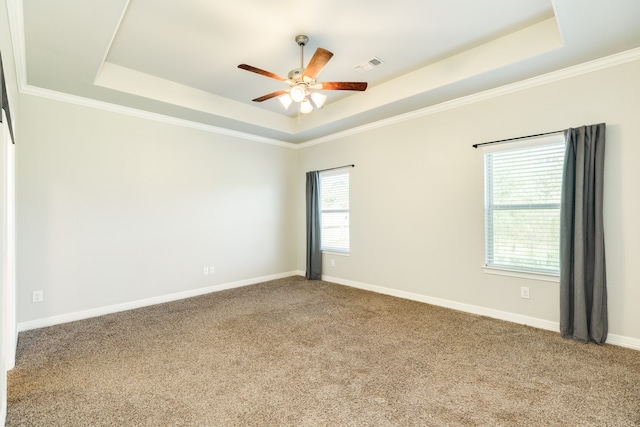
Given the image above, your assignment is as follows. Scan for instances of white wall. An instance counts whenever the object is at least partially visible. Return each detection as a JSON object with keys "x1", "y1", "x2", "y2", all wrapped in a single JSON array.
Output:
[
  {"x1": 0, "y1": 118, "x2": 9, "y2": 427},
  {"x1": 9, "y1": 44, "x2": 640, "y2": 349},
  {"x1": 16, "y1": 94, "x2": 298, "y2": 325},
  {"x1": 297, "y1": 59, "x2": 640, "y2": 345},
  {"x1": 1, "y1": 0, "x2": 18, "y2": 421},
  {"x1": 1, "y1": 112, "x2": 16, "y2": 371}
]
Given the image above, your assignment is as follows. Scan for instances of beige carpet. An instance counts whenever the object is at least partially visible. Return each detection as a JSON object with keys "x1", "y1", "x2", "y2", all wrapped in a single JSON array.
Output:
[{"x1": 6, "y1": 276, "x2": 640, "y2": 426}]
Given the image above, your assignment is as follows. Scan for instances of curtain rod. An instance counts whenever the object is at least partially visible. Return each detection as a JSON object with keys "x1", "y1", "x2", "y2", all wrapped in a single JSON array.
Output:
[
  {"x1": 312, "y1": 164, "x2": 355, "y2": 173},
  {"x1": 472, "y1": 129, "x2": 565, "y2": 149}
]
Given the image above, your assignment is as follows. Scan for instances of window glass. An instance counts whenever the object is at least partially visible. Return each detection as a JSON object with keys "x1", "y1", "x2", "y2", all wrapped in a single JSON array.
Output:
[
  {"x1": 320, "y1": 171, "x2": 350, "y2": 252},
  {"x1": 484, "y1": 140, "x2": 565, "y2": 273}
]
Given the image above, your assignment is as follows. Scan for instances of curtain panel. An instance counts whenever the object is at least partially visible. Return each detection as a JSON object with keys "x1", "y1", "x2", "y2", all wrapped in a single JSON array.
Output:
[
  {"x1": 560, "y1": 123, "x2": 607, "y2": 344},
  {"x1": 1, "y1": 52, "x2": 15, "y2": 143},
  {"x1": 305, "y1": 171, "x2": 322, "y2": 280}
]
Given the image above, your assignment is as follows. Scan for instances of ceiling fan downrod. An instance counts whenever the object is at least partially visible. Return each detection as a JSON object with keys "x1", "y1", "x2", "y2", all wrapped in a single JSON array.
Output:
[
  {"x1": 295, "y1": 35, "x2": 309, "y2": 69},
  {"x1": 288, "y1": 35, "x2": 310, "y2": 81},
  {"x1": 237, "y1": 33, "x2": 367, "y2": 107}
]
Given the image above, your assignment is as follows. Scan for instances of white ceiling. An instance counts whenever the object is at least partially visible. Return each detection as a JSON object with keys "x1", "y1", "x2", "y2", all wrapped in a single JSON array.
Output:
[{"x1": 12, "y1": 0, "x2": 640, "y2": 143}]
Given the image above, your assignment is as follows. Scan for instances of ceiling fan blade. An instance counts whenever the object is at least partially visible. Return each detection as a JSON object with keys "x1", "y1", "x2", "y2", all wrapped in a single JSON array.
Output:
[
  {"x1": 317, "y1": 82, "x2": 368, "y2": 91},
  {"x1": 238, "y1": 64, "x2": 288, "y2": 82},
  {"x1": 252, "y1": 89, "x2": 288, "y2": 102},
  {"x1": 303, "y1": 48, "x2": 334, "y2": 79}
]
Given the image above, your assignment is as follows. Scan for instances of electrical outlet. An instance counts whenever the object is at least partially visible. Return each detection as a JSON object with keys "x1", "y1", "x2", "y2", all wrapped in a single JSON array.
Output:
[
  {"x1": 330, "y1": 259, "x2": 335, "y2": 267},
  {"x1": 32, "y1": 290, "x2": 43, "y2": 303},
  {"x1": 203, "y1": 266, "x2": 209, "y2": 276},
  {"x1": 521, "y1": 287, "x2": 530, "y2": 299},
  {"x1": 209, "y1": 266, "x2": 215, "y2": 275}
]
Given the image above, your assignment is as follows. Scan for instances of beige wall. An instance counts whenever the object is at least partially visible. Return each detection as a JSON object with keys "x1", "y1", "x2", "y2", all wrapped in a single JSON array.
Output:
[
  {"x1": 16, "y1": 95, "x2": 298, "y2": 324},
  {"x1": 1, "y1": 0, "x2": 18, "y2": 421},
  {"x1": 297, "y1": 59, "x2": 640, "y2": 343},
  {"x1": 10, "y1": 51, "x2": 640, "y2": 347},
  {"x1": 0, "y1": 118, "x2": 9, "y2": 425}
]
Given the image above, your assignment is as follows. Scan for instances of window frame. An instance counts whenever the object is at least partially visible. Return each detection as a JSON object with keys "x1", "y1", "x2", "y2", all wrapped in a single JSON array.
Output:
[
  {"x1": 481, "y1": 134, "x2": 565, "y2": 282},
  {"x1": 319, "y1": 169, "x2": 350, "y2": 254}
]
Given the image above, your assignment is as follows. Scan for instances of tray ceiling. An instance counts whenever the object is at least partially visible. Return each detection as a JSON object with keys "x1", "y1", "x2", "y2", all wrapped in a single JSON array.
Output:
[{"x1": 12, "y1": 0, "x2": 640, "y2": 143}]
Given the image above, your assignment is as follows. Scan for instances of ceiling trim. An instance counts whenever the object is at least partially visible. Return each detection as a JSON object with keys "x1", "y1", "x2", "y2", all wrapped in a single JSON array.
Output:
[
  {"x1": 19, "y1": 84, "x2": 295, "y2": 148},
  {"x1": 14, "y1": 46, "x2": 640, "y2": 150},
  {"x1": 94, "y1": 0, "x2": 130, "y2": 83},
  {"x1": 6, "y1": 0, "x2": 639, "y2": 149},
  {"x1": 292, "y1": 17, "x2": 562, "y2": 136},
  {"x1": 5, "y1": 0, "x2": 26, "y2": 89},
  {"x1": 95, "y1": 62, "x2": 293, "y2": 134},
  {"x1": 4, "y1": 0, "x2": 295, "y2": 148},
  {"x1": 298, "y1": 46, "x2": 640, "y2": 148}
]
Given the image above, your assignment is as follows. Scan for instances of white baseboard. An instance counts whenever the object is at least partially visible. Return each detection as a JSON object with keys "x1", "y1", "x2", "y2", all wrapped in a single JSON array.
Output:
[
  {"x1": 17, "y1": 271, "x2": 300, "y2": 332},
  {"x1": 605, "y1": 334, "x2": 640, "y2": 350},
  {"x1": 321, "y1": 274, "x2": 640, "y2": 351},
  {"x1": 17, "y1": 271, "x2": 640, "y2": 351}
]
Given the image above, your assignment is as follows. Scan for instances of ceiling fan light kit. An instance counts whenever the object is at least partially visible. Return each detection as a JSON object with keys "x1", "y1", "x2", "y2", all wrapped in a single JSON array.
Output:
[
  {"x1": 289, "y1": 84, "x2": 307, "y2": 103},
  {"x1": 238, "y1": 35, "x2": 368, "y2": 114},
  {"x1": 278, "y1": 93, "x2": 293, "y2": 110},
  {"x1": 310, "y1": 92, "x2": 327, "y2": 108},
  {"x1": 300, "y1": 99, "x2": 313, "y2": 114}
]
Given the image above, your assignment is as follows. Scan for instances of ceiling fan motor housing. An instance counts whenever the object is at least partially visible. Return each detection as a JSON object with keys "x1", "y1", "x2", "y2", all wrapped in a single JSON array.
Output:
[
  {"x1": 295, "y1": 35, "x2": 309, "y2": 46},
  {"x1": 238, "y1": 33, "x2": 367, "y2": 105},
  {"x1": 288, "y1": 68, "x2": 305, "y2": 81}
]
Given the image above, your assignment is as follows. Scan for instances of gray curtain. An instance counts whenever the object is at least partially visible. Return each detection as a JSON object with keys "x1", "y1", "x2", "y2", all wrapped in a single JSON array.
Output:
[
  {"x1": 1, "y1": 52, "x2": 15, "y2": 143},
  {"x1": 560, "y1": 123, "x2": 607, "y2": 344},
  {"x1": 306, "y1": 171, "x2": 322, "y2": 280}
]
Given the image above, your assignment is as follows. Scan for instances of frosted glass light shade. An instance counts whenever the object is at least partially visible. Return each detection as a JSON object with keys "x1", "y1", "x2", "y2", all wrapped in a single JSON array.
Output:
[
  {"x1": 310, "y1": 92, "x2": 327, "y2": 109},
  {"x1": 290, "y1": 85, "x2": 307, "y2": 102},
  {"x1": 300, "y1": 99, "x2": 313, "y2": 114},
  {"x1": 278, "y1": 94, "x2": 293, "y2": 109}
]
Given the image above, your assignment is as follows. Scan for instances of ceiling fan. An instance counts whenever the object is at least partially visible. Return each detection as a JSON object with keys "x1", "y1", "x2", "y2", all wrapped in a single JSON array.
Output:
[{"x1": 238, "y1": 35, "x2": 368, "y2": 114}]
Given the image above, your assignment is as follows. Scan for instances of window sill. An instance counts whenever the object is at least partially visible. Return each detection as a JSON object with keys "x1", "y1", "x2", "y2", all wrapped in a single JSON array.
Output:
[
  {"x1": 482, "y1": 266, "x2": 559, "y2": 283},
  {"x1": 322, "y1": 250, "x2": 350, "y2": 257}
]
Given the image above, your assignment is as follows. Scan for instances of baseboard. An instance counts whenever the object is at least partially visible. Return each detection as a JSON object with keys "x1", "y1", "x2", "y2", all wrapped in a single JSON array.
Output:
[
  {"x1": 17, "y1": 271, "x2": 640, "y2": 351},
  {"x1": 605, "y1": 334, "x2": 640, "y2": 351},
  {"x1": 17, "y1": 271, "x2": 301, "y2": 332},
  {"x1": 322, "y1": 274, "x2": 640, "y2": 351}
]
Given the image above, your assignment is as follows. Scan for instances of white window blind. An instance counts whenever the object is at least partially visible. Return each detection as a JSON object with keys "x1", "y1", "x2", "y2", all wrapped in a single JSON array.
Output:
[
  {"x1": 320, "y1": 171, "x2": 350, "y2": 252},
  {"x1": 484, "y1": 140, "x2": 565, "y2": 274}
]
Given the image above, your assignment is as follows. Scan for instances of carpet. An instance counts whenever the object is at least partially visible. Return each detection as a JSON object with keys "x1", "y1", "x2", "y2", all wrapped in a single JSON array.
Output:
[{"x1": 6, "y1": 276, "x2": 640, "y2": 426}]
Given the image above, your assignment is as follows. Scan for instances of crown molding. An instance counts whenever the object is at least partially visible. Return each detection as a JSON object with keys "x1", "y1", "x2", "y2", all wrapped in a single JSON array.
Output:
[
  {"x1": 14, "y1": 46, "x2": 640, "y2": 150},
  {"x1": 5, "y1": 0, "x2": 26, "y2": 88},
  {"x1": 6, "y1": 0, "x2": 640, "y2": 149},
  {"x1": 298, "y1": 47, "x2": 640, "y2": 148},
  {"x1": 5, "y1": 0, "x2": 295, "y2": 149},
  {"x1": 19, "y1": 85, "x2": 297, "y2": 149}
]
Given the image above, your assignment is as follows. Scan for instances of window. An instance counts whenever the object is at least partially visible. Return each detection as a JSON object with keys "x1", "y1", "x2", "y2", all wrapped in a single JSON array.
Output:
[
  {"x1": 483, "y1": 138, "x2": 565, "y2": 275},
  {"x1": 319, "y1": 170, "x2": 350, "y2": 252}
]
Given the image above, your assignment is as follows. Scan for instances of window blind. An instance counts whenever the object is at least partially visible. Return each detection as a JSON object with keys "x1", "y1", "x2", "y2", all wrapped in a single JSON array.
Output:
[
  {"x1": 320, "y1": 171, "x2": 350, "y2": 251},
  {"x1": 484, "y1": 141, "x2": 565, "y2": 273}
]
